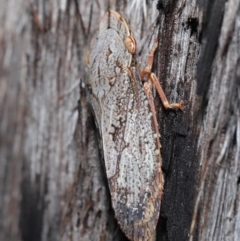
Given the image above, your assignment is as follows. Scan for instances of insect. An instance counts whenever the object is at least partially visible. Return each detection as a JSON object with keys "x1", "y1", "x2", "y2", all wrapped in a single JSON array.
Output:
[{"x1": 86, "y1": 10, "x2": 183, "y2": 241}]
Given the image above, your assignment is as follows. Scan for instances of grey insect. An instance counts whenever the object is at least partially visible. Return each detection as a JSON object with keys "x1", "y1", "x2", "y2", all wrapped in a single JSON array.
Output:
[{"x1": 86, "y1": 10, "x2": 183, "y2": 241}]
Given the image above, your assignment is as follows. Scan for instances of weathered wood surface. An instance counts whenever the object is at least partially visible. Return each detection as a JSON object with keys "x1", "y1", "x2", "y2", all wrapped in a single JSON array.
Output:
[
  {"x1": 0, "y1": 0, "x2": 239, "y2": 241},
  {"x1": 190, "y1": 0, "x2": 240, "y2": 240}
]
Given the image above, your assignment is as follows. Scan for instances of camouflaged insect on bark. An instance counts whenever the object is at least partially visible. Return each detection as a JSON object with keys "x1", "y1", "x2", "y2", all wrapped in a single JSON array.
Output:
[{"x1": 86, "y1": 10, "x2": 164, "y2": 241}]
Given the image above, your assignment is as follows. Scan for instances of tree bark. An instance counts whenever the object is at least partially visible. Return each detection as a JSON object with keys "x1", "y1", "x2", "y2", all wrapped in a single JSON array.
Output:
[{"x1": 0, "y1": 0, "x2": 239, "y2": 241}]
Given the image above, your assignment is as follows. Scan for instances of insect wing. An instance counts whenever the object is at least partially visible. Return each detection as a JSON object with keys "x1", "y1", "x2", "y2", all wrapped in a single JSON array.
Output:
[
  {"x1": 87, "y1": 30, "x2": 132, "y2": 130},
  {"x1": 102, "y1": 70, "x2": 163, "y2": 241},
  {"x1": 86, "y1": 10, "x2": 164, "y2": 241}
]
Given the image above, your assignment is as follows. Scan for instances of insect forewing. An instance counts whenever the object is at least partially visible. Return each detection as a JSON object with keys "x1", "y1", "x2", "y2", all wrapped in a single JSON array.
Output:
[{"x1": 87, "y1": 10, "x2": 163, "y2": 241}]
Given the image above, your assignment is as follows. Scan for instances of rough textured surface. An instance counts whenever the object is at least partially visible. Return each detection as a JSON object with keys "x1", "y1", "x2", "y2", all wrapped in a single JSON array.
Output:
[
  {"x1": 0, "y1": 0, "x2": 239, "y2": 241},
  {"x1": 190, "y1": 0, "x2": 240, "y2": 240},
  {"x1": 86, "y1": 10, "x2": 164, "y2": 241}
]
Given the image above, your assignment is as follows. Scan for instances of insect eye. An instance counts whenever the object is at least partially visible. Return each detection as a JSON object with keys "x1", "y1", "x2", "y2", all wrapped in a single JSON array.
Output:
[{"x1": 125, "y1": 36, "x2": 136, "y2": 54}]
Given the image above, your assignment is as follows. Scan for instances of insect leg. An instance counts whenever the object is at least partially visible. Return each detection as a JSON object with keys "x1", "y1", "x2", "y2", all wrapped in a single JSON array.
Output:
[
  {"x1": 143, "y1": 82, "x2": 161, "y2": 146},
  {"x1": 141, "y1": 39, "x2": 184, "y2": 111},
  {"x1": 149, "y1": 73, "x2": 184, "y2": 111}
]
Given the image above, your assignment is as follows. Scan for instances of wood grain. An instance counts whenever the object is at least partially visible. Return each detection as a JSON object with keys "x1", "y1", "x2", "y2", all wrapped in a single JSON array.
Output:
[{"x1": 0, "y1": 0, "x2": 239, "y2": 240}]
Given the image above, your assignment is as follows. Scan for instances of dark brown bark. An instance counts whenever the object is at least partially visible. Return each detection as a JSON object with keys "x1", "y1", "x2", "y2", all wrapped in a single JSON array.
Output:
[{"x1": 0, "y1": 0, "x2": 239, "y2": 241}]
